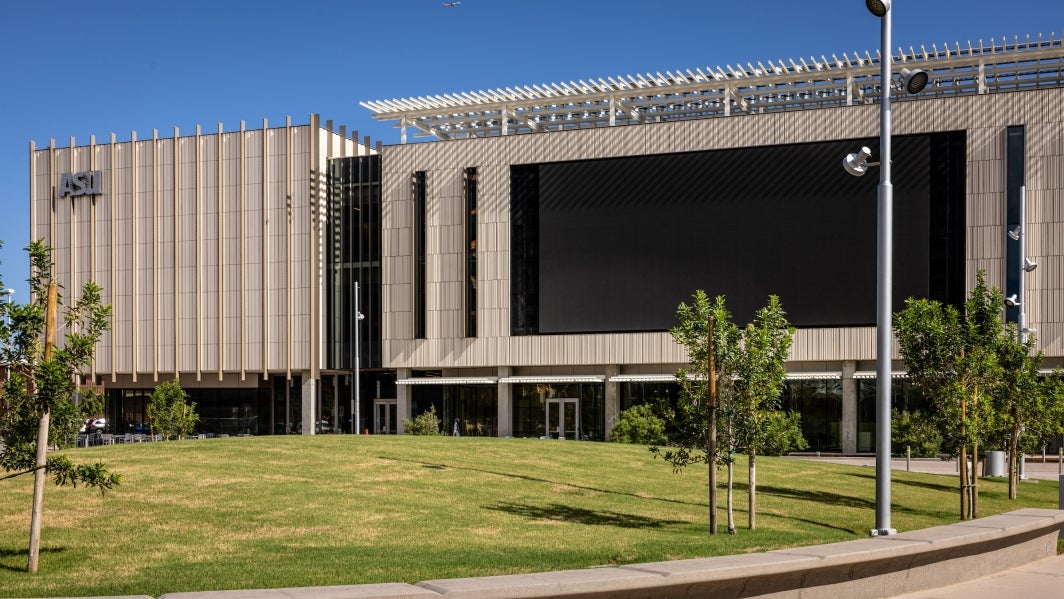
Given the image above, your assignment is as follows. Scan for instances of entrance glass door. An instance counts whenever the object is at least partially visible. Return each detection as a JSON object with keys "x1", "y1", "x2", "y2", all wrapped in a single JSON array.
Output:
[
  {"x1": 374, "y1": 400, "x2": 397, "y2": 434},
  {"x1": 545, "y1": 398, "x2": 579, "y2": 440}
]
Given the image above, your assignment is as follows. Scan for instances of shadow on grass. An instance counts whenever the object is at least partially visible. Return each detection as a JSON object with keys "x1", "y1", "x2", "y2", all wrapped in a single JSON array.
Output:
[
  {"x1": 382, "y1": 457, "x2": 705, "y2": 508},
  {"x1": 0, "y1": 546, "x2": 65, "y2": 572},
  {"x1": 484, "y1": 501, "x2": 687, "y2": 529},
  {"x1": 843, "y1": 471, "x2": 956, "y2": 493},
  {"x1": 753, "y1": 484, "x2": 876, "y2": 510}
]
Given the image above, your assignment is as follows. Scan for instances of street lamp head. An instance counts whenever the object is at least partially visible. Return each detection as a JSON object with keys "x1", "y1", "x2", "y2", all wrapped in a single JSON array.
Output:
[
  {"x1": 1, "y1": 289, "x2": 12, "y2": 296},
  {"x1": 1005, "y1": 294, "x2": 1021, "y2": 307},
  {"x1": 900, "y1": 68, "x2": 929, "y2": 94},
  {"x1": 1023, "y1": 257, "x2": 1038, "y2": 272},
  {"x1": 843, "y1": 146, "x2": 876, "y2": 177},
  {"x1": 866, "y1": 0, "x2": 890, "y2": 17},
  {"x1": 1008, "y1": 226, "x2": 1021, "y2": 240}
]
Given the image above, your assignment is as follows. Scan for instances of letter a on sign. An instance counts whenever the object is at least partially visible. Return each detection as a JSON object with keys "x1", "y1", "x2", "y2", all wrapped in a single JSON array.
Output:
[{"x1": 59, "y1": 171, "x2": 102, "y2": 197}]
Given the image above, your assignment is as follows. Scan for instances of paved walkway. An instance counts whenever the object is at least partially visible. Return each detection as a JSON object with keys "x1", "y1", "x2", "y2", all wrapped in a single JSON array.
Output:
[
  {"x1": 788, "y1": 454, "x2": 1064, "y2": 481},
  {"x1": 892, "y1": 553, "x2": 1064, "y2": 598},
  {"x1": 790, "y1": 454, "x2": 1064, "y2": 597}
]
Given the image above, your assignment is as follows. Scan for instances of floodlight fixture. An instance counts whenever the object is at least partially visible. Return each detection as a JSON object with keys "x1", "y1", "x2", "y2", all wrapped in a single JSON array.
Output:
[
  {"x1": 1023, "y1": 257, "x2": 1038, "y2": 272},
  {"x1": 1008, "y1": 226, "x2": 1021, "y2": 241},
  {"x1": 866, "y1": 0, "x2": 890, "y2": 17},
  {"x1": 900, "y1": 68, "x2": 929, "y2": 94},
  {"x1": 843, "y1": 146, "x2": 878, "y2": 177},
  {"x1": 1005, "y1": 294, "x2": 1021, "y2": 307}
]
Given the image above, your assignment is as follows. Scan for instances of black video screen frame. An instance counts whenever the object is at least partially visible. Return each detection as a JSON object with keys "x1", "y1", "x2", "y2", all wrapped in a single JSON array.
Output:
[{"x1": 511, "y1": 132, "x2": 966, "y2": 335}]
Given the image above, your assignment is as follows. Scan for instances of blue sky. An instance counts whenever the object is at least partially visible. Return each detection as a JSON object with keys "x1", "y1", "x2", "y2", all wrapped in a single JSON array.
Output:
[{"x1": 0, "y1": 0, "x2": 1059, "y2": 301}]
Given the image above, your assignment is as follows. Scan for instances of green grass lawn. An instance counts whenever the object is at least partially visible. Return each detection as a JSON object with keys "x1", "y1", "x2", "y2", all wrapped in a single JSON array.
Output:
[{"x1": 0, "y1": 435, "x2": 1058, "y2": 598}]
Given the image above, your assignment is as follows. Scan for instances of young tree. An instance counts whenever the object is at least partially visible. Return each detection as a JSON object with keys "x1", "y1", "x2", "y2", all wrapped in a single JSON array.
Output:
[
  {"x1": 894, "y1": 271, "x2": 1003, "y2": 520},
  {"x1": 991, "y1": 328, "x2": 1064, "y2": 499},
  {"x1": 0, "y1": 240, "x2": 119, "y2": 573},
  {"x1": 651, "y1": 291, "x2": 794, "y2": 534},
  {"x1": 146, "y1": 379, "x2": 199, "y2": 440},
  {"x1": 651, "y1": 290, "x2": 731, "y2": 534},
  {"x1": 728, "y1": 297, "x2": 794, "y2": 531}
]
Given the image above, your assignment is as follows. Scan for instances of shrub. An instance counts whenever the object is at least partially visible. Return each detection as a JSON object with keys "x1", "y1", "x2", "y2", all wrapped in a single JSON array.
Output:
[
  {"x1": 403, "y1": 405, "x2": 443, "y2": 435},
  {"x1": 147, "y1": 380, "x2": 199, "y2": 440},
  {"x1": 892, "y1": 409, "x2": 942, "y2": 457},
  {"x1": 610, "y1": 404, "x2": 667, "y2": 445},
  {"x1": 758, "y1": 410, "x2": 809, "y2": 456}
]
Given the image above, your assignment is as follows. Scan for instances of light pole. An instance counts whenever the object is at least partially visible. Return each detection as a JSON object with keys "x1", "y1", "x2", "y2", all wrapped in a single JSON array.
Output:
[
  {"x1": 843, "y1": 0, "x2": 928, "y2": 537},
  {"x1": 1006, "y1": 185, "x2": 1037, "y2": 342},
  {"x1": 353, "y1": 281, "x2": 365, "y2": 434}
]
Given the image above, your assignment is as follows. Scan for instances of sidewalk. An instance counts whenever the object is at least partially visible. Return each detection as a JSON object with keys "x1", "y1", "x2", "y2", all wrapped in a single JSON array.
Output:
[
  {"x1": 788, "y1": 454, "x2": 1064, "y2": 481},
  {"x1": 791, "y1": 454, "x2": 1064, "y2": 598},
  {"x1": 892, "y1": 553, "x2": 1064, "y2": 598}
]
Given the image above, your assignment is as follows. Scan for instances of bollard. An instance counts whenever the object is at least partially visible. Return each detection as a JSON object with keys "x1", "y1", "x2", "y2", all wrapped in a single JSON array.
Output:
[
  {"x1": 1059, "y1": 448, "x2": 1063, "y2": 475},
  {"x1": 906, "y1": 446, "x2": 911, "y2": 472}
]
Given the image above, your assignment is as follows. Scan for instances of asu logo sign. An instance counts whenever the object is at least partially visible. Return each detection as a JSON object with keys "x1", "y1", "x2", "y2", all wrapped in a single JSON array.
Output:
[{"x1": 59, "y1": 170, "x2": 102, "y2": 197}]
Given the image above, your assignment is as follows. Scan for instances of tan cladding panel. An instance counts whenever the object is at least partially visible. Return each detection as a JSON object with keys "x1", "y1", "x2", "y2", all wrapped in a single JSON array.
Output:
[
  {"x1": 28, "y1": 123, "x2": 338, "y2": 381},
  {"x1": 382, "y1": 87, "x2": 1064, "y2": 369}
]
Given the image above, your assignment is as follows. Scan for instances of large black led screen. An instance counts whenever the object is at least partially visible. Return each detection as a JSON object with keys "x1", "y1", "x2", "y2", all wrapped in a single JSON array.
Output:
[{"x1": 510, "y1": 133, "x2": 966, "y2": 334}]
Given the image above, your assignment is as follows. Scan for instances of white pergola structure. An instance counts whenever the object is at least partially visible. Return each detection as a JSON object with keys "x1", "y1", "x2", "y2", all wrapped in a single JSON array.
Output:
[{"x1": 362, "y1": 34, "x2": 1064, "y2": 143}]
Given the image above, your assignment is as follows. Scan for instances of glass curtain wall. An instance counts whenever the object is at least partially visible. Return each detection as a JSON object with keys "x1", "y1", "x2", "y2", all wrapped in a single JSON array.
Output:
[
  {"x1": 326, "y1": 154, "x2": 384, "y2": 433},
  {"x1": 410, "y1": 384, "x2": 498, "y2": 436},
  {"x1": 856, "y1": 379, "x2": 928, "y2": 453},
  {"x1": 512, "y1": 383, "x2": 605, "y2": 440},
  {"x1": 781, "y1": 379, "x2": 842, "y2": 453}
]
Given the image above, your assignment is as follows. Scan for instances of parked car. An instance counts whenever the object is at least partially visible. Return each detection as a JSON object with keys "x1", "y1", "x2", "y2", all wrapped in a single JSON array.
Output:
[{"x1": 80, "y1": 418, "x2": 108, "y2": 433}]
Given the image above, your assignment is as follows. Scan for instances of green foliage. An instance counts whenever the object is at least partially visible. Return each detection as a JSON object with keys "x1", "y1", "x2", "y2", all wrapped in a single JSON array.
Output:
[
  {"x1": 891, "y1": 409, "x2": 942, "y2": 458},
  {"x1": 146, "y1": 380, "x2": 200, "y2": 440},
  {"x1": 894, "y1": 269, "x2": 1064, "y2": 508},
  {"x1": 610, "y1": 404, "x2": 667, "y2": 445},
  {"x1": 757, "y1": 411, "x2": 808, "y2": 456},
  {"x1": 403, "y1": 405, "x2": 443, "y2": 435},
  {"x1": 0, "y1": 239, "x2": 119, "y2": 492}
]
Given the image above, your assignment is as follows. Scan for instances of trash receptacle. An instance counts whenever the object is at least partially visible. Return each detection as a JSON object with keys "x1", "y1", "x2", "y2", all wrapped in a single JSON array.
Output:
[{"x1": 985, "y1": 450, "x2": 1006, "y2": 477}]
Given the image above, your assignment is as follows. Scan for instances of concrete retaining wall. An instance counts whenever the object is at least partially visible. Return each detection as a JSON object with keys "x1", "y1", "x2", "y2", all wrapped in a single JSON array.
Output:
[{"x1": 50, "y1": 508, "x2": 1064, "y2": 599}]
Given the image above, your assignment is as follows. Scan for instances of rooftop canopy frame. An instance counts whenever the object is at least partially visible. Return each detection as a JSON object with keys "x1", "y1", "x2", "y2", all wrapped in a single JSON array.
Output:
[{"x1": 361, "y1": 33, "x2": 1064, "y2": 143}]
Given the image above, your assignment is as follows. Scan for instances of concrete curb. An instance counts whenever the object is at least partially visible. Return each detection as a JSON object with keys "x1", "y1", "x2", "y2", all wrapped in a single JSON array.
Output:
[{"x1": 21, "y1": 509, "x2": 1064, "y2": 599}]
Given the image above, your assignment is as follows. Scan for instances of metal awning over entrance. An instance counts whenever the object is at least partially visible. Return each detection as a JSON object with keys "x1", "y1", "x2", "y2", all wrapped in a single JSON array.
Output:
[
  {"x1": 396, "y1": 377, "x2": 499, "y2": 385},
  {"x1": 499, "y1": 375, "x2": 605, "y2": 384}
]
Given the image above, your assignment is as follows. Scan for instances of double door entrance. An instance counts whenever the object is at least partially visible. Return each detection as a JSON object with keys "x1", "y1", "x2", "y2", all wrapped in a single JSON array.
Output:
[
  {"x1": 545, "y1": 398, "x2": 580, "y2": 440},
  {"x1": 374, "y1": 400, "x2": 397, "y2": 434}
]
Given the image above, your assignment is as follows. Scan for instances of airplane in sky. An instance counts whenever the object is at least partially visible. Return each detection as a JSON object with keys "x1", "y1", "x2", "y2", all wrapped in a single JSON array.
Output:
[{"x1": 443, "y1": 2, "x2": 461, "y2": 7}]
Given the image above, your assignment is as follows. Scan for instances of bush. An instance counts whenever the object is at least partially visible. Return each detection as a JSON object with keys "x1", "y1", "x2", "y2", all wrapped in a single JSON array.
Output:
[
  {"x1": 403, "y1": 405, "x2": 443, "y2": 435},
  {"x1": 892, "y1": 409, "x2": 942, "y2": 457},
  {"x1": 610, "y1": 404, "x2": 667, "y2": 445},
  {"x1": 147, "y1": 380, "x2": 199, "y2": 440},
  {"x1": 758, "y1": 410, "x2": 809, "y2": 456}
]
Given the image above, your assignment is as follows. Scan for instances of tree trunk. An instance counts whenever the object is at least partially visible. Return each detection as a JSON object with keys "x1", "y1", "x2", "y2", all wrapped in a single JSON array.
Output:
[
  {"x1": 959, "y1": 445, "x2": 970, "y2": 520},
  {"x1": 1008, "y1": 419, "x2": 1020, "y2": 500},
  {"x1": 971, "y1": 442, "x2": 979, "y2": 519},
  {"x1": 748, "y1": 452, "x2": 757, "y2": 530},
  {"x1": 28, "y1": 283, "x2": 58, "y2": 574},
  {"x1": 707, "y1": 315, "x2": 717, "y2": 535},
  {"x1": 27, "y1": 411, "x2": 50, "y2": 574},
  {"x1": 726, "y1": 459, "x2": 736, "y2": 534}
]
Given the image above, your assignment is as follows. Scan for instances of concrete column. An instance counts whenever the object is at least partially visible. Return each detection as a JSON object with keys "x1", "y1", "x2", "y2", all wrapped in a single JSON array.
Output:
[
  {"x1": 301, "y1": 374, "x2": 317, "y2": 436},
  {"x1": 604, "y1": 365, "x2": 620, "y2": 441},
  {"x1": 497, "y1": 366, "x2": 513, "y2": 438},
  {"x1": 841, "y1": 360, "x2": 857, "y2": 455},
  {"x1": 396, "y1": 368, "x2": 412, "y2": 434}
]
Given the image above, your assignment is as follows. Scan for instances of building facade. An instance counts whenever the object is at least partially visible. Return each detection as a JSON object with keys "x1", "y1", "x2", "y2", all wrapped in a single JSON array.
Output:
[{"x1": 29, "y1": 35, "x2": 1064, "y2": 452}]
